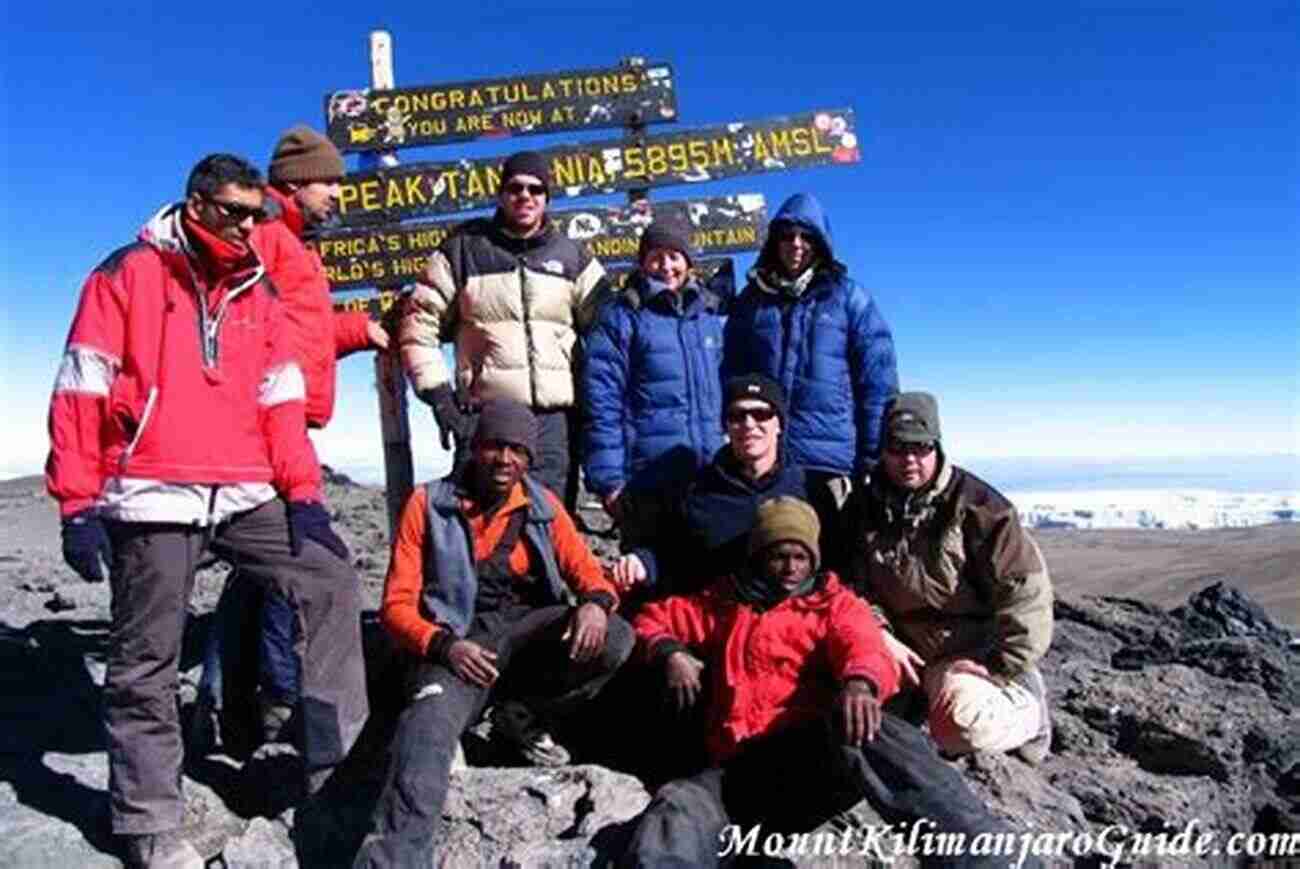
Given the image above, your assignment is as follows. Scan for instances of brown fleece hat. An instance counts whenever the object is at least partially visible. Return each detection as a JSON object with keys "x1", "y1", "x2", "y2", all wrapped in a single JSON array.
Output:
[
  {"x1": 748, "y1": 496, "x2": 821, "y2": 570},
  {"x1": 268, "y1": 125, "x2": 345, "y2": 185},
  {"x1": 638, "y1": 219, "x2": 696, "y2": 266}
]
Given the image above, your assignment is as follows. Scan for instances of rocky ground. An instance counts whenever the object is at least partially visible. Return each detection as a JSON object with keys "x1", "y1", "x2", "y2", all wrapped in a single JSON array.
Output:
[{"x1": 1, "y1": 472, "x2": 1297, "y2": 867}]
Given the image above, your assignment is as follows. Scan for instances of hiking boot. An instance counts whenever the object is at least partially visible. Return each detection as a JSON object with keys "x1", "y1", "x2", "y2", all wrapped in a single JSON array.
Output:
[
  {"x1": 490, "y1": 701, "x2": 571, "y2": 767},
  {"x1": 121, "y1": 831, "x2": 204, "y2": 869},
  {"x1": 1012, "y1": 666, "x2": 1052, "y2": 766},
  {"x1": 260, "y1": 697, "x2": 295, "y2": 745}
]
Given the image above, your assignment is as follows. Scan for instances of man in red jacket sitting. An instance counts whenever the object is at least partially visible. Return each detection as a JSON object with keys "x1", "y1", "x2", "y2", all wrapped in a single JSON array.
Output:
[
  {"x1": 624, "y1": 497, "x2": 1026, "y2": 868},
  {"x1": 46, "y1": 154, "x2": 368, "y2": 869}
]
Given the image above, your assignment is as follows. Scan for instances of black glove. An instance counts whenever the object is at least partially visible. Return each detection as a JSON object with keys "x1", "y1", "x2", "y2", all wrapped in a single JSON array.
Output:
[
  {"x1": 62, "y1": 509, "x2": 112, "y2": 583},
  {"x1": 287, "y1": 501, "x2": 349, "y2": 560},
  {"x1": 424, "y1": 384, "x2": 476, "y2": 452}
]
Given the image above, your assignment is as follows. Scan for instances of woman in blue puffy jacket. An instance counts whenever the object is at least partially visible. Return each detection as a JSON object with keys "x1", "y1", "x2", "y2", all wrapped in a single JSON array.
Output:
[
  {"x1": 723, "y1": 192, "x2": 898, "y2": 514},
  {"x1": 582, "y1": 220, "x2": 726, "y2": 532}
]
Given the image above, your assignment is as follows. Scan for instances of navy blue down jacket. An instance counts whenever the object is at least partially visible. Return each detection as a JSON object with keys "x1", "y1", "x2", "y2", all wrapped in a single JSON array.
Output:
[
  {"x1": 582, "y1": 273, "x2": 726, "y2": 497},
  {"x1": 723, "y1": 193, "x2": 898, "y2": 477}
]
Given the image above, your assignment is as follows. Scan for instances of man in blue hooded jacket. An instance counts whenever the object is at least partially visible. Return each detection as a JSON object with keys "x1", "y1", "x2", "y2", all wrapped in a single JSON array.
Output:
[{"x1": 723, "y1": 193, "x2": 898, "y2": 521}]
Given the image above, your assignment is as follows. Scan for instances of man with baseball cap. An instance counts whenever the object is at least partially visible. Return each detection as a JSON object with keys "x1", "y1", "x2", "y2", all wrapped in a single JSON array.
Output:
[
  {"x1": 356, "y1": 398, "x2": 633, "y2": 866},
  {"x1": 400, "y1": 150, "x2": 610, "y2": 508},
  {"x1": 841, "y1": 391, "x2": 1055, "y2": 765},
  {"x1": 623, "y1": 497, "x2": 1027, "y2": 867}
]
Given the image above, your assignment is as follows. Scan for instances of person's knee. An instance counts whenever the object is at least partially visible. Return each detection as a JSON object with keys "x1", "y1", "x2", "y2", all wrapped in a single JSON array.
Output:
[{"x1": 599, "y1": 615, "x2": 636, "y2": 671}]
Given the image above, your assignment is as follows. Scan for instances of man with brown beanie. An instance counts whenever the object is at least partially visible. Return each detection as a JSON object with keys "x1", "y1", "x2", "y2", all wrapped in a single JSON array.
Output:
[
  {"x1": 623, "y1": 497, "x2": 1027, "y2": 868},
  {"x1": 399, "y1": 150, "x2": 609, "y2": 508},
  {"x1": 840, "y1": 391, "x2": 1055, "y2": 766},
  {"x1": 355, "y1": 398, "x2": 633, "y2": 867},
  {"x1": 192, "y1": 126, "x2": 390, "y2": 754}
]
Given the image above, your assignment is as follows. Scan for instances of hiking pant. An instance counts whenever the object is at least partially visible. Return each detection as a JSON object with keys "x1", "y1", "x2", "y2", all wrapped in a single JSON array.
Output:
[
  {"x1": 924, "y1": 660, "x2": 1044, "y2": 755},
  {"x1": 451, "y1": 407, "x2": 575, "y2": 509},
  {"x1": 620, "y1": 713, "x2": 1035, "y2": 869},
  {"x1": 197, "y1": 577, "x2": 300, "y2": 709},
  {"x1": 102, "y1": 498, "x2": 369, "y2": 835},
  {"x1": 355, "y1": 604, "x2": 634, "y2": 868}
]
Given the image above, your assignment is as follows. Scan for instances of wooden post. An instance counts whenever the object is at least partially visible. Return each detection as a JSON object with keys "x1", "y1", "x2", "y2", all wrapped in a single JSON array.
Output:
[{"x1": 368, "y1": 30, "x2": 415, "y2": 537}]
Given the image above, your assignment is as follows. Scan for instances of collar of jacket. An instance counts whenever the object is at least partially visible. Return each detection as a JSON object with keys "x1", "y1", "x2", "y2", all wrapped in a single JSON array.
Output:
[
  {"x1": 872, "y1": 451, "x2": 955, "y2": 528},
  {"x1": 709, "y1": 447, "x2": 787, "y2": 492},
  {"x1": 140, "y1": 203, "x2": 266, "y2": 291},
  {"x1": 264, "y1": 186, "x2": 305, "y2": 239},
  {"x1": 748, "y1": 260, "x2": 844, "y2": 301},
  {"x1": 729, "y1": 570, "x2": 842, "y2": 612},
  {"x1": 429, "y1": 473, "x2": 556, "y2": 526},
  {"x1": 626, "y1": 272, "x2": 718, "y2": 315}
]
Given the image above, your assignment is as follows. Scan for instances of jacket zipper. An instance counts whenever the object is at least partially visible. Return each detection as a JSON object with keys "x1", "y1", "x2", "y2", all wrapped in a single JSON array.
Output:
[
  {"x1": 118, "y1": 386, "x2": 159, "y2": 472},
  {"x1": 519, "y1": 260, "x2": 539, "y2": 407}
]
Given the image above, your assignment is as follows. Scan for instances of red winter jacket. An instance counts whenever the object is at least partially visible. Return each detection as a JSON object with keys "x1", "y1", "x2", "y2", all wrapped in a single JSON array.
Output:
[
  {"x1": 258, "y1": 188, "x2": 372, "y2": 428},
  {"x1": 633, "y1": 572, "x2": 900, "y2": 763},
  {"x1": 45, "y1": 204, "x2": 320, "y2": 519}
]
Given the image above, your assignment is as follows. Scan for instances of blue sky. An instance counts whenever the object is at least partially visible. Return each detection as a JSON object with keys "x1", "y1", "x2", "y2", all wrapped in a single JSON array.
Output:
[{"x1": 2, "y1": 1, "x2": 1296, "y2": 483}]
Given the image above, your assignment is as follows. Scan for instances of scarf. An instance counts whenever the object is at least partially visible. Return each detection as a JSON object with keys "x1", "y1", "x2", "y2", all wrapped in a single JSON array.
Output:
[
  {"x1": 732, "y1": 565, "x2": 819, "y2": 611},
  {"x1": 752, "y1": 263, "x2": 820, "y2": 299},
  {"x1": 182, "y1": 212, "x2": 253, "y2": 280}
]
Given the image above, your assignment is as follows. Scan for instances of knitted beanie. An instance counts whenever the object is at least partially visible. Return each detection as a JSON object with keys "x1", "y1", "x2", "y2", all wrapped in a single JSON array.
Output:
[
  {"x1": 268, "y1": 125, "x2": 345, "y2": 185},
  {"x1": 638, "y1": 219, "x2": 696, "y2": 265},
  {"x1": 501, "y1": 150, "x2": 551, "y2": 191},
  {"x1": 472, "y1": 398, "x2": 538, "y2": 460},
  {"x1": 723, "y1": 373, "x2": 787, "y2": 424},
  {"x1": 884, "y1": 391, "x2": 942, "y2": 445},
  {"x1": 748, "y1": 496, "x2": 821, "y2": 570}
]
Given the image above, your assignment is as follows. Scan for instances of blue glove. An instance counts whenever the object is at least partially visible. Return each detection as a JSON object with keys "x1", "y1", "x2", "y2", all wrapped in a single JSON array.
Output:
[
  {"x1": 287, "y1": 501, "x2": 349, "y2": 560},
  {"x1": 62, "y1": 510, "x2": 112, "y2": 583}
]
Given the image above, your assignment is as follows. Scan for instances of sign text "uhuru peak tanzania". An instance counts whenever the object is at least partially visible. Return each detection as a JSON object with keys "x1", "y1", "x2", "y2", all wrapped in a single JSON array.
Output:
[
  {"x1": 336, "y1": 109, "x2": 858, "y2": 224},
  {"x1": 326, "y1": 62, "x2": 677, "y2": 152}
]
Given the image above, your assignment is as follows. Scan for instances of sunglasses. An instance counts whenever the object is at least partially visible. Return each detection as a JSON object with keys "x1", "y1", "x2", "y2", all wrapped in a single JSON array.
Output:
[
  {"x1": 203, "y1": 195, "x2": 267, "y2": 224},
  {"x1": 885, "y1": 442, "x2": 936, "y2": 458},
  {"x1": 503, "y1": 181, "x2": 547, "y2": 198},
  {"x1": 777, "y1": 228, "x2": 815, "y2": 244},
  {"x1": 726, "y1": 406, "x2": 778, "y2": 425}
]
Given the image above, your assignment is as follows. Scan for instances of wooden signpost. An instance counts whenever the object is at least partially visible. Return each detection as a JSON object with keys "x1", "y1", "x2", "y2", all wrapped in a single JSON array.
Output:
[{"x1": 329, "y1": 33, "x2": 859, "y2": 536}]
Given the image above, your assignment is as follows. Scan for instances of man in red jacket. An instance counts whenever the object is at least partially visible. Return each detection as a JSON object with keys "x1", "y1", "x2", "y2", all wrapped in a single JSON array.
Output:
[
  {"x1": 46, "y1": 154, "x2": 369, "y2": 869},
  {"x1": 623, "y1": 497, "x2": 1026, "y2": 868}
]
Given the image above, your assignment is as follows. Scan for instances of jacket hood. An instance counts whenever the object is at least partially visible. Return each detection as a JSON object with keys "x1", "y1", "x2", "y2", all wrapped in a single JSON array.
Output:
[
  {"x1": 755, "y1": 192, "x2": 836, "y2": 271},
  {"x1": 138, "y1": 203, "x2": 196, "y2": 261}
]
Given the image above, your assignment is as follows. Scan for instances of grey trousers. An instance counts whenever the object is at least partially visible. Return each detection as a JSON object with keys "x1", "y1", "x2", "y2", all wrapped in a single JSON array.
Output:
[{"x1": 103, "y1": 498, "x2": 369, "y2": 834}]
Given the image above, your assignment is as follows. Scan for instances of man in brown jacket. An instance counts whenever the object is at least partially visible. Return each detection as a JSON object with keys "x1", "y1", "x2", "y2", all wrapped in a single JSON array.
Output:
[{"x1": 840, "y1": 392, "x2": 1054, "y2": 764}]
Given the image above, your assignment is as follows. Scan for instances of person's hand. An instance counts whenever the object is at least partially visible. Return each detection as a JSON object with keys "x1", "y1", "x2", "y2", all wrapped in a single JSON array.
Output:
[
  {"x1": 601, "y1": 487, "x2": 624, "y2": 519},
  {"x1": 610, "y1": 554, "x2": 647, "y2": 592},
  {"x1": 427, "y1": 384, "x2": 475, "y2": 452},
  {"x1": 446, "y1": 640, "x2": 500, "y2": 687},
  {"x1": 562, "y1": 603, "x2": 608, "y2": 663},
  {"x1": 882, "y1": 631, "x2": 925, "y2": 686},
  {"x1": 665, "y1": 651, "x2": 705, "y2": 711},
  {"x1": 286, "y1": 501, "x2": 349, "y2": 560},
  {"x1": 61, "y1": 510, "x2": 112, "y2": 583},
  {"x1": 366, "y1": 320, "x2": 391, "y2": 351},
  {"x1": 837, "y1": 678, "x2": 881, "y2": 745}
]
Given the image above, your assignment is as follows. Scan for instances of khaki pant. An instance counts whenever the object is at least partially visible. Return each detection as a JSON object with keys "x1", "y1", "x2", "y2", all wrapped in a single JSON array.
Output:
[
  {"x1": 104, "y1": 498, "x2": 369, "y2": 834},
  {"x1": 923, "y1": 659, "x2": 1043, "y2": 755}
]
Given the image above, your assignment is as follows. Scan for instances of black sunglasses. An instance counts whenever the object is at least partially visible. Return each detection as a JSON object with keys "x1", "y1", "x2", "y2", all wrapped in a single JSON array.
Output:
[
  {"x1": 885, "y1": 441, "x2": 936, "y2": 457},
  {"x1": 726, "y1": 406, "x2": 778, "y2": 425},
  {"x1": 503, "y1": 181, "x2": 547, "y2": 197},
  {"x1": 203, "y1": 194, "x2": 267, "y2": 224}
]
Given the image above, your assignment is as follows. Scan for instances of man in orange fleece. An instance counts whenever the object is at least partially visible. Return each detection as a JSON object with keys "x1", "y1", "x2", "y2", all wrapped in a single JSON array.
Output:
[{"x1": 356, "y1": 398, "x2": 633, "y2": 868}]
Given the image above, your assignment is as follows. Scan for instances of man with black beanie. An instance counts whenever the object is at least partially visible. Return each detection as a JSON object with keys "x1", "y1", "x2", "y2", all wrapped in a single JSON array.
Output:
[{"x1": 399, "y1": 150, "x2": 610, "y2": 508}]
